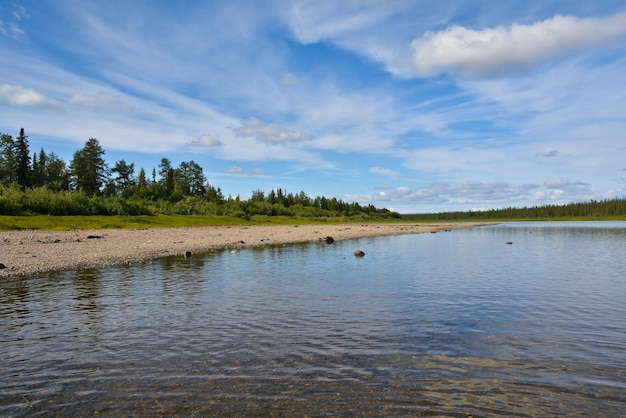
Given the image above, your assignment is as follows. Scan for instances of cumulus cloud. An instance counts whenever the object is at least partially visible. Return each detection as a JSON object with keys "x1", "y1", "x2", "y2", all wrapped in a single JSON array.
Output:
[
  {"x1": 188, "y1": 134, "x2": 223, "y2": 148},
  {"x1": 234, "y1": 117, "x2": 314, "y2": 144},
  {"x1": 359, "y1": 178, "x2": 600, "y2": 212},
  {"x1": 0, "y1": 84, "x2": 58, "y2": 108},
  {"x1": 411, "y1": 12, "x2": 626, "y2": 77},
  {"x1": 544, "y1": 177, "x2": 590, "y2": 190}
]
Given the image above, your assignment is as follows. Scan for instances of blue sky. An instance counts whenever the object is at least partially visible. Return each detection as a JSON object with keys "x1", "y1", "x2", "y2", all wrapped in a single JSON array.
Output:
[{"x1": 1, "y1": 1, "x2": 626, "y2": 213}]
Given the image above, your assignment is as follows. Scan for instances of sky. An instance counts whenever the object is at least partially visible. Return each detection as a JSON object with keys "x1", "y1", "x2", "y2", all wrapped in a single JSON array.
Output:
[{"x1": 1, "y1": 0, "x2": 626, "y2": 213}]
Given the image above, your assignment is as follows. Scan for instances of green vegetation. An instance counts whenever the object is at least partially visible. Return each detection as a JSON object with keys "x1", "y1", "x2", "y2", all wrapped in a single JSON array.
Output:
[
  {"x1": 0, "y1": 129, "x2": 400, "y2": 228},
  {"x1": 402, "y1": 198, "x2": 626, "y2": 222},
  {"x1": 2, "y1": 128, "x2": 624, "y2": 229},
  {"x1": 0, "y1": 214, "x2": 375, "y2": 231}
]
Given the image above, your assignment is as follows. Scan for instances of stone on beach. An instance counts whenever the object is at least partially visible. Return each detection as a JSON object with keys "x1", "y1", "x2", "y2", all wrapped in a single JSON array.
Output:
[{"x1": 0, "y1": 223, "x2": 476, "y2": 276}]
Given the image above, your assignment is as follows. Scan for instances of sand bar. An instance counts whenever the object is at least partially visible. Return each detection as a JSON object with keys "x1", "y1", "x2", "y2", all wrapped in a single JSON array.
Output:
[{"x1": 0, "y1": 223, "x2": 477, "y2": 277}]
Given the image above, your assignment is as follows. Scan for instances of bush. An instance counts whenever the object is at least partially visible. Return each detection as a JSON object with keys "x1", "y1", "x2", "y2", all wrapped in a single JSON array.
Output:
[{"x1": 0, "y1": 183, "x2": 24, "y2": 215}]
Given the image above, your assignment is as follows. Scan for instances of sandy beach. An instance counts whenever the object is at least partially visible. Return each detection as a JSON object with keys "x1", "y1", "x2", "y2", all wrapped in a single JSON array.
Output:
[{"x1": 0, "y1": 223, "x2": 475, "y2": 277}]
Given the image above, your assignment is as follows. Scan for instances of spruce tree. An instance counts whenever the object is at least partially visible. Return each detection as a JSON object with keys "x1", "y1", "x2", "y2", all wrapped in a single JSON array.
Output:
[{"x1": 15, "y1": 128, "x2": 31, "y2": 188}]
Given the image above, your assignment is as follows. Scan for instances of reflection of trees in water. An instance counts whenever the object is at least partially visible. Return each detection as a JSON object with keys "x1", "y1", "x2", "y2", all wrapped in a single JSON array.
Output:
[
  {"x1": 0, "y1": 276, "x2": 31, "y2": 331},
  {"x1": 159, "y1": 253, "x2": 214, "y2": 301},
  {"x1": 69, "y1": 269, "x2": 103, "y2": 334},
  {"x1": 70, "y1": 268, "x2": 101, "y2": 312}
]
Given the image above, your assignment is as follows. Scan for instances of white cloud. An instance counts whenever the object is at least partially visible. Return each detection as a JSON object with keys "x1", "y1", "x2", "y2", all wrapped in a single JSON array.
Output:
[
  {"x1": 411, "y1": 12, "x2": 626, "y2": 77},
  {"x1": 225, "y1": 166, "x2": 243, "y2": 175},
  {"x1": 12, "y1": 5, "x2": 28, "y2": 21},
  {"x1": 188, "y1": 134, "x2": 223, "y2": 148},
  {"x1": 544, "y1": 177, "x2": 590, "y2": 191},
  {"x1": 357, "y1": 177, "x2": 605, "y2": 213},
  {"x1": 0, "y1": 84, "x2": 58, "y2": 108},
  {"x1": 0, "y1": 4, "x2": 28, "y2": 41},
  {"x1": 224, "y1": 166, "x2": 265, "y2": 176},
  {"x1": 286, "y1": 1, "x2": 391, "y2": 44},
  {"x1": 234, "y1": 117, "x2": 314, "y2": 144},
  {"x1": 68, "y1": 93, "x2": 133, "y2": 112},
  {"x1": 369, "y1": 166, "x2": 398, "y2": 177}
]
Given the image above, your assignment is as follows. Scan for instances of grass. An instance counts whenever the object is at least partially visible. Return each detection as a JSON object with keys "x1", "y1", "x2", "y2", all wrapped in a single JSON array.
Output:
[
  {"x1": 0, "y1": 214, "x2": 410, "y2": 231},
  {"x1": 2, "y1": 214, "x2": 622, "y2": 231}
]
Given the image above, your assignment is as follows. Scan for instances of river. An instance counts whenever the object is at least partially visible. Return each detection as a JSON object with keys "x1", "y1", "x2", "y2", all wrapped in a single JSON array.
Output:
[{"x1": 1, "y1": 222, "x2": 625, "y2": 416}]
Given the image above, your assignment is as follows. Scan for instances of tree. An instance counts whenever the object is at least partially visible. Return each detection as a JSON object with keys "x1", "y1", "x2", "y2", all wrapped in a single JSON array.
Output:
[
  {"x1": 69, "y1": 138, "x2": 108, "y2": 196},
  {"x1": 32, "y1": 148, "x2": 48, "y2": 187},
  {"x1": 0, "y1": 133, "x2": 17, "y2": 185},
  {"x1": 137, "y1": 167, "x2": 148, "y2": 197},
  {"x1": 158, "y1": 158, "x2": 175, "y2": 198},
  {"x1": 251, "y1": 189, "x2": 265, "y2": 202},
  {"x1": 45, "y1": 152, "x2": 69, "y2": 191},
  {"x1": 177, "y1": 160, "x2": 206, "y2": 196},
  {"x1": 15, "y1": 128, "x2": 31, "y2": 188},
  {"x1": 111, "y1": 159, "x2": 136, "y2": 194}
]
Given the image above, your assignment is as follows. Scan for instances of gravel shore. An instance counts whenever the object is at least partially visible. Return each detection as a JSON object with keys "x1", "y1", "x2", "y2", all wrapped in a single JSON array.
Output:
[{"x1": 0, "y1": 223, "x2": 474, "y2": 277}]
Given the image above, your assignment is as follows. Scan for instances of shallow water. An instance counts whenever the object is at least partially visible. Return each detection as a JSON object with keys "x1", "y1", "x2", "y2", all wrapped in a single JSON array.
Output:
[{"x1": 1, "y1": 222, "x2": 625, "y2": 416}]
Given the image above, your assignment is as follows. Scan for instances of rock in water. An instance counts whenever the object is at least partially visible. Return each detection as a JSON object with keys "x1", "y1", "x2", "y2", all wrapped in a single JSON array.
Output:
[{"x1": 354, "y1": 250, "x2": 365, "y2": 257}]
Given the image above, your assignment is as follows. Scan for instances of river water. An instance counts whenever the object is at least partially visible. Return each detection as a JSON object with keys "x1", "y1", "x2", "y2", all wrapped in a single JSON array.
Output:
[{"x1": 1, "y1": 222, "x2": 625, "y2": 416}]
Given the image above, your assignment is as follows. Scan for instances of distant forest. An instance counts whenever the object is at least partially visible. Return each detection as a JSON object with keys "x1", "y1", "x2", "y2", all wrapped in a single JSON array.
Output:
[
  {"x1": 402, "y1": 198, "x2": 626, "y2": 221},
  {"x1": 0, "y1": 129, "x2": 399, "y2": 219},
  {"x1": 2, "y1": 129, "x2": 624, "y2": 221}
]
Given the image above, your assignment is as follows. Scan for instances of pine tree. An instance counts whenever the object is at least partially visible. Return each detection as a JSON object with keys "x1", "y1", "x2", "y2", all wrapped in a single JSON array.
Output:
[{"x1": 111, "y1": 159, "x2": 136, "y2": 193}]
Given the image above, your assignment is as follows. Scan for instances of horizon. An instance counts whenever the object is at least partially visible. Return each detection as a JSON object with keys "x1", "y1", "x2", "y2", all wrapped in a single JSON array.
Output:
[{"x1": 2, "y1": 1, "x2": 626, "y2": 214}]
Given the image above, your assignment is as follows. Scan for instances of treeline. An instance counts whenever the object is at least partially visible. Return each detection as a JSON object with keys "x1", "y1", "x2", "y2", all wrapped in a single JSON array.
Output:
[
  {"x1": 0, "y1": 129, "x2": 399, "y2": 219},
  {"x1": 402, "y1": 198, "x2": 626, "y2": 221}
]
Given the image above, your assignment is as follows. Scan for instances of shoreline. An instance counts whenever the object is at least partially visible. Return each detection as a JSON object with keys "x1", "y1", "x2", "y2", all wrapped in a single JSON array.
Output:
[{"x1": 0, "y1": 223, "x2": 479, "y2": 277}]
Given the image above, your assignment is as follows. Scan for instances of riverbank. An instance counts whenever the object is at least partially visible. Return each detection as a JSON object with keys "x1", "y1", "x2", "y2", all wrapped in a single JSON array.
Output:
[{"x1": 0, "y1": 223, "x2": 477, "y2": 276}]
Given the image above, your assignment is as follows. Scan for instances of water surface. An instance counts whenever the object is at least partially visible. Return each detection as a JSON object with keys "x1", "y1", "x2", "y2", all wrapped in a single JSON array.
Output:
[{"x1": 1, "y1": 222, "x2": 625, "y2": 416}]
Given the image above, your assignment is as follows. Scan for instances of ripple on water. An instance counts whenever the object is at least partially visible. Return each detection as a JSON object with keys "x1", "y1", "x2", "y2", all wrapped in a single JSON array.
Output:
[{"x1": 1, "y1": 223, "x2": 625, "y2": 416}]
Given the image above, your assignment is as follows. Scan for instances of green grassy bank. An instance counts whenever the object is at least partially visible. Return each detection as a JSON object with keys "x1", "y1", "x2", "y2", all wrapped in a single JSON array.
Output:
[{"x1": 0, "y1": 214, "x2": 412, "y2": 231}]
